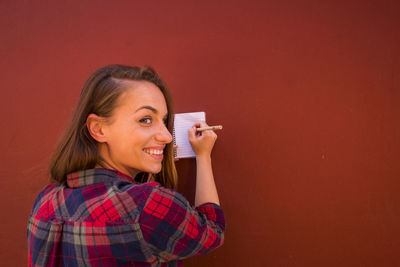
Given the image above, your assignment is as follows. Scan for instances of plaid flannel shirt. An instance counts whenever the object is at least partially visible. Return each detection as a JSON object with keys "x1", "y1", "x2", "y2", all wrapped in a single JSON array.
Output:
[{"x1": 27, "y1": 168, "x2": 225, "y2": 266}]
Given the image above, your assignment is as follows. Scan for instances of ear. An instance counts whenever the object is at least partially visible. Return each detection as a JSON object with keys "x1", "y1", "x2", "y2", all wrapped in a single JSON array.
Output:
[{"x1": 86, "y1": 113, "x2": 108, "y2": 143}]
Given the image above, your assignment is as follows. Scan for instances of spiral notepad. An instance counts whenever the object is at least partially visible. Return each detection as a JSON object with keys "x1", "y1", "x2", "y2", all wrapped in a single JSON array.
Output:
[{"x1": 173, "y1": 112, "x2": 206, "y2": 158}]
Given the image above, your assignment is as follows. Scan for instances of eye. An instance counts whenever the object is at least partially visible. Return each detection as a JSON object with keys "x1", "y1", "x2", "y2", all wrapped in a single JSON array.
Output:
[{"x1": 139, "y1": 117, "x2": 152, "y2": 125}]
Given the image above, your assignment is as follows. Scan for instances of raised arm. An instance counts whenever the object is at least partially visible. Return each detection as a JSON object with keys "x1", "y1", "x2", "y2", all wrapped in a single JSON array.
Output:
[{"x1": 188, "y1": 121, "x2": 220, "y2": 207}]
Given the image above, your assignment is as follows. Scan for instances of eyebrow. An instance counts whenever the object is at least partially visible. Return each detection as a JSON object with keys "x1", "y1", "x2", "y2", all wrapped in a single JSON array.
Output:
[
  {"x1": 136, "y1": 105, "x2": 158, "y2": 114},
  {"x1": 135, "y1": 105, "x2": 168, "y2": 117}
]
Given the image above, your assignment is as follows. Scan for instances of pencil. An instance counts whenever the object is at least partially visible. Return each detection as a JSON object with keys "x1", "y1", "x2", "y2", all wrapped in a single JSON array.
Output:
[{"x1": 196, "y1": 125, "x2": 223, "y2": 131}]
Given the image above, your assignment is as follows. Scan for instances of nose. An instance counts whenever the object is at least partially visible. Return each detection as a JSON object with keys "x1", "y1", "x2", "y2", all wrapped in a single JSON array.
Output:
[{"x1": 155, "y1": 123, "x2": 173, "y2": 144}]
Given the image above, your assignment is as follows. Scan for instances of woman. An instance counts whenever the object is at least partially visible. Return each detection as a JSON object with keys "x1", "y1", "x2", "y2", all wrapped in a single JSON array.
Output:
[{"x1": 27, "y1": 65, "x2": 225, "y2": 266}]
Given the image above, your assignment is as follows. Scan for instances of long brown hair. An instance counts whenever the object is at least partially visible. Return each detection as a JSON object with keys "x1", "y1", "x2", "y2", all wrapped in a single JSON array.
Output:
[{"x1": 49, "y1": 64, "x2": 177, "y2": 189}]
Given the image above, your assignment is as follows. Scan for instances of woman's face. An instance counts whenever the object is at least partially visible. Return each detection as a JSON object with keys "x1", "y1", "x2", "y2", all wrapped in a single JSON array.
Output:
[{"x1": 100, "y1": 80, "x2": 172, "y2": 177}]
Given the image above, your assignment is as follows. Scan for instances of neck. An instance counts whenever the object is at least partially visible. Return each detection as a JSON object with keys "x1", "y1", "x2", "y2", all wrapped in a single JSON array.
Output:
[
  {"x1": 95, "y1": 162, "x2": 141, "y2": 179},
  {"x1": 96, "y1": 144, "x2": 141, "y2": 179}
]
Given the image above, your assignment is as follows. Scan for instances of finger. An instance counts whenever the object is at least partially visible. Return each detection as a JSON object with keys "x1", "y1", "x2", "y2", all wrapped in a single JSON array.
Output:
[
  {"x1": 192, "y1": 122, "x2": 201, "y2": 128},
  {"x1": 192, "y1": 121, "x2": 210, "y2": 136},
  {"x1": 200, "y1": 126, "x2": 217, "y2": 136},
  {"x1": 188, "y1": 126, "x2": 197, "y2": 141},
  {"x1": 198, "y1": 121, "x2": 209, "y2": 128}
]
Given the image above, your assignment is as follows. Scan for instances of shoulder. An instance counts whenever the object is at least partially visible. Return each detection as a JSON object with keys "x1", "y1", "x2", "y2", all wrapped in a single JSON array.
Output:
[
  {"x1": 30, "y1": 183, "x2": 63, "y2": 217},
  {"x1": 118, "y1": 181, "x2": 163, "y2": 206},
  {"x1": 99, "y1": 181, "x2": 174, "y2": 220},
  {"x1": 138, "y1": 183, "x2": 191, "y2": 228},
  {"x1": 32, "y1": 183, "x2": 62, "y2": 204},
  {"x1": 142, "y1": 183, "x2": 189, "y2": 210},
  {"x1": 118, "y1": 181, "x2": 189, "y2": 213}
]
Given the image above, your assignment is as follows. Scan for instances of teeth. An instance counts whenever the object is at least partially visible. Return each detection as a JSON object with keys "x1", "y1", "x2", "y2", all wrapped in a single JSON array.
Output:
[{"x1": 144, "y1": 149, "x2": 163, "y2": 155}]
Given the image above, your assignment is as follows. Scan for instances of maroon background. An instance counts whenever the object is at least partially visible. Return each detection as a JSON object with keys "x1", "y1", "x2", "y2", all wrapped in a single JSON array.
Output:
[{"x1": 1, "y1": 0, "x2": 399, "y2": 266}]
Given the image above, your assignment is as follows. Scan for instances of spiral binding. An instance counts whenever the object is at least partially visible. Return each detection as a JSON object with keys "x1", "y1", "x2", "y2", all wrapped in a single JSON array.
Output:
[{"x1": 173, "y1": 127, "x2": 177, "y2": 158}]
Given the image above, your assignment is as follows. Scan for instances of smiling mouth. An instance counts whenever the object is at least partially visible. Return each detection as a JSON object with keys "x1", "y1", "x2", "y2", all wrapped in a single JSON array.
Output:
[{"x1": 143, "y1": 148, "x2": 164, "y2": 155}]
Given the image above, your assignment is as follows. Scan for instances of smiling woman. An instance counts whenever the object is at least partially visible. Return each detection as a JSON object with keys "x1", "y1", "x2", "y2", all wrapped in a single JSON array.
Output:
[
  {"x1": 87, "y1": 80, "x2": 173, "y2": 180},
  {"x1": 27, "y1": 65, "x2": 225, "y2": 266},
  {"x1": 49, "y1": 66, "x2": 177, "y2": 188}
]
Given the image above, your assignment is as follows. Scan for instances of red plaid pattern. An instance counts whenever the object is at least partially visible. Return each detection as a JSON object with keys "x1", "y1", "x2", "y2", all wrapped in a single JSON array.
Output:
[
  {"x1": 27, "y1": 168, "x2": 225, "y2": 266},
  {"x1": 143, "y1": 191, "x2": 173, "y2": 220}
]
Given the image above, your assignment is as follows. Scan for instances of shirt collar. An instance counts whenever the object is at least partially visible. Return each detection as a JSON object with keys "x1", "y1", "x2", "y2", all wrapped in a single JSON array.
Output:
[{"x1": 66, "y1": 168, "x2": 138, "y2": 188}]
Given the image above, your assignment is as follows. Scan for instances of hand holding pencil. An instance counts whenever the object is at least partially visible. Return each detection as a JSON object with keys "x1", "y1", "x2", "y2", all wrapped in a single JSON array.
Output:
[{"x1": 188, "y1": 122, "x2": 220, "y2": 157}]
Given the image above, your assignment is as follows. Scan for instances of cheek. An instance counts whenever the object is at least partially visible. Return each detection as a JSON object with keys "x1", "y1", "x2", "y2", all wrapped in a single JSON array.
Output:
[
  {"x1": 108, "y1": 126, "x2": 135, "y2": 152},
  {"x1": 122, "y1": 129, "x2": 151, "y2": 152},
  {"x1": 108, "y1": 124, "x2": 153, "y2": 155}
]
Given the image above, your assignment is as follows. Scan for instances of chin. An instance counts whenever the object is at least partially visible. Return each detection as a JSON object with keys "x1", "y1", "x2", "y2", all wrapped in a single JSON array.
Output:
[{"x1": 144, "y1": 165, "x2": 162, "y2": 174}]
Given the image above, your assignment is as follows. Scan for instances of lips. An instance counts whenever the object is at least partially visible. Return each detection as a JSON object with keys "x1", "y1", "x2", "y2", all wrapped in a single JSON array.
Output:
[{"x1": 143, "y1": 146, "x2": 165, "y2": 160}]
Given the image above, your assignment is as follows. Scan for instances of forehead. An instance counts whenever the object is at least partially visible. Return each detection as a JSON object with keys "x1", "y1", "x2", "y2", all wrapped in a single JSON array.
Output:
[{"x1": 117, "y1": 80, "x2": 168, "y2": 113}]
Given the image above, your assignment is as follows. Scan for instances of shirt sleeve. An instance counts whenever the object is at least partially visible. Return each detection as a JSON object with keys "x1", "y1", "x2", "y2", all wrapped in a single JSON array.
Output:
[{"x1": 138, "y1": 184, "x2": 225, "y2": 262}]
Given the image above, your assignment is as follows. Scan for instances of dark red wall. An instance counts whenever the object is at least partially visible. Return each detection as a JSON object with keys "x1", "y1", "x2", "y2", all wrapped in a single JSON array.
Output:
[{"x1": 1, "y1": 0, "x2": 399, "y2": 266}]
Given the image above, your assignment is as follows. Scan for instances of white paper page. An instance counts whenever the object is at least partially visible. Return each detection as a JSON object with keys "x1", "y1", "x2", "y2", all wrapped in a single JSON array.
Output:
[{"x1": 173, "y1": 112, "x2": 206, "y2": 158}]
